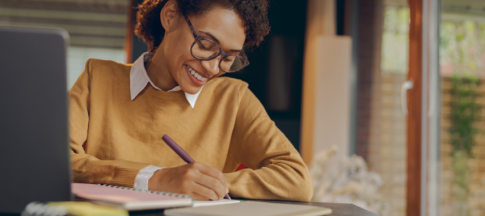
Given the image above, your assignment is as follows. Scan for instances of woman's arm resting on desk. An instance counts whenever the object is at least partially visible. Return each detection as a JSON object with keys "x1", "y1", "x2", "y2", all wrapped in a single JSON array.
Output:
[{"x1": 223, "y1": 87, "x2": 313, "y2": 201}]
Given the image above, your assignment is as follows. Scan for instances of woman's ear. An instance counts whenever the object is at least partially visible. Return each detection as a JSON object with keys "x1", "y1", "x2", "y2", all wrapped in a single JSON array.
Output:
[{"x1": 160, "y1": 0, "x2": 179, "y2": 33}]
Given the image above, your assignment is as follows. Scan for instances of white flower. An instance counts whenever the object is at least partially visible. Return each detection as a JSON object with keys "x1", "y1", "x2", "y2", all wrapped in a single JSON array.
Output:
[{"x1": 310, "y1": 147, "x2": 390, "y2": 216}]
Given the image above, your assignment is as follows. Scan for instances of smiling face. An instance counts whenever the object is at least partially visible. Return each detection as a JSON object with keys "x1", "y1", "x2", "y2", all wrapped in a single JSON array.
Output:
[{"x1": 149, "y1": 2, "x2": 246, "y2": 94}]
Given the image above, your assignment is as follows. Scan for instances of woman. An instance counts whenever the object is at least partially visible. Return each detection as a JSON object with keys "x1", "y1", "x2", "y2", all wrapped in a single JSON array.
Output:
[{"x1": 69, "y1": 0, "x2": 312, "y2": 201}]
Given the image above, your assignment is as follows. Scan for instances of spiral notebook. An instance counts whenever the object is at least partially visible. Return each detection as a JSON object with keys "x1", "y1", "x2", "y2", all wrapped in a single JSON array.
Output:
[{"x1": 72, "y1": 183, "x2": 193, "y2": 211}]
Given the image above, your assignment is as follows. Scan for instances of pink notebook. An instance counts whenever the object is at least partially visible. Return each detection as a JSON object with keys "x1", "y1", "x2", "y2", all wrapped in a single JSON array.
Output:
[{"x1": 72, "y1": 183, "x2": 193, "y2": 210}]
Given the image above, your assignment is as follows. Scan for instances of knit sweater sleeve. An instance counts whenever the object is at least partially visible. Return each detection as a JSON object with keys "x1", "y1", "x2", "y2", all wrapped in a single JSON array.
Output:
[
  {"x1": 223, "y1": 86, "x2": 313, "y2": 201},
  {"x1": 69, "y1": 59, "x2": 150, "y2": 187}
]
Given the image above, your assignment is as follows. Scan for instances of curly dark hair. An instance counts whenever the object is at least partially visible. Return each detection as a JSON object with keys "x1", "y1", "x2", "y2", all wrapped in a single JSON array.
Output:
[{"x1": 135, "y1": 0, "x2": 270, "y2": 54}]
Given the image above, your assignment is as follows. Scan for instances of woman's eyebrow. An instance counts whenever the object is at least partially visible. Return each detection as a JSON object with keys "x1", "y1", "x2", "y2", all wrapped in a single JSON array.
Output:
[
  {"x1": 199, "y1": 31, "x2": 220, "y2": 44},
  {"x1": 199, "y1": 31, "x2": 242, "y2": 53}
]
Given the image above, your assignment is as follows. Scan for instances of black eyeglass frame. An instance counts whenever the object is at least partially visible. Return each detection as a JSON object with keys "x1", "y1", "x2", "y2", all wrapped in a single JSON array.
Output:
[{"x1": 184, "y1": 15, "x2": 250, "y2": 73}]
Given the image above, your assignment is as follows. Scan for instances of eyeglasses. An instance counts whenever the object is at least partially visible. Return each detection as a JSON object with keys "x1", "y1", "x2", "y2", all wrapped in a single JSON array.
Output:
[{"x1": 184, "y1": 15, "x2": 250, "y2": 76}]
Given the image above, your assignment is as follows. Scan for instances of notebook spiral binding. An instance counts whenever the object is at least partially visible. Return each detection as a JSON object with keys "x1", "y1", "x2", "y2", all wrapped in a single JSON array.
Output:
[{"x1": 98, "y1": 184, "x2": 193, "y2": 199}]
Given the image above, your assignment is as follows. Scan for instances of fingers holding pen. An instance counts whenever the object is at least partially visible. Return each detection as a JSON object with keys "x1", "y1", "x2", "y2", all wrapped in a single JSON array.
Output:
[
  {"x1": 159, "y1": 135, "x2": 230, "y2": 200},
  {"x1": 193, "y1": 163, "x2": 229, "y2": 193},
  {"x1": 148, "y1": 162, "x2": 228, "y2": 201},
  {"x1": 193, "y1": 171, "x2": 226, "y2": 200}
]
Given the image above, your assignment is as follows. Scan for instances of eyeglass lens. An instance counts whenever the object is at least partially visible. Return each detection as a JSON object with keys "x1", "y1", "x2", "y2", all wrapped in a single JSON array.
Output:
[{"x1": 191, "y1": 38, "x2": 247, "y2": 72}]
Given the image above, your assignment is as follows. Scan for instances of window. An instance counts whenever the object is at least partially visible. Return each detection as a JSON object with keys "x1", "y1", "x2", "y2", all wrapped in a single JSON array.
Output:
[{"x1": 0, "y1": 0, "x2": 130, "y2": 89}]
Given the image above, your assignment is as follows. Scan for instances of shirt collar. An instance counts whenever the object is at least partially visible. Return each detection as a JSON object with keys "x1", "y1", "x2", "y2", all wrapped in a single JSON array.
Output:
[{"x1": 130, "y1": 52, "x2": 203, "y2": 108}]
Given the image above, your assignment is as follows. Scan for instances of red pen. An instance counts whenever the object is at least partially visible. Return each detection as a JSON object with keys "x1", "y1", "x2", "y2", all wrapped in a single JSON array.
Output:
[{"x1": 162, "y1": 134, "x2": 231, "y2": 200}]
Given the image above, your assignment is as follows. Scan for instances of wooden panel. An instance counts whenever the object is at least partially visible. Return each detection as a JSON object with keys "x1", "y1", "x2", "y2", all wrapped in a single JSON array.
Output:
[
  {"x1": 301, "y1": 0, "x2": 331, "y2": 164},
  {"x1": 406, "y1": 0, "x2": 423, "y2": 215},
  {"x1": 313, "y1": 37, "x2": 353, "y2": 161}
]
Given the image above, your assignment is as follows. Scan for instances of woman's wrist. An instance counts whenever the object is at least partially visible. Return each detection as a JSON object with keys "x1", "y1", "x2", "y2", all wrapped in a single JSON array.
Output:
[{"x1": 148, "y1": 168, "x2": 167, "y2": 191}]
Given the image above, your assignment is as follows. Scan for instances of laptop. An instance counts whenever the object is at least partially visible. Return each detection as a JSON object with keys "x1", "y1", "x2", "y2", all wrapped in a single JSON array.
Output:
[{"x1": 0, "y1": 26, "x2": 72, "y2": 213}]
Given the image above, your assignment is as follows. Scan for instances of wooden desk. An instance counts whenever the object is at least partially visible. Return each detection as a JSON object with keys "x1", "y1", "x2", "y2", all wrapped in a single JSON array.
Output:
[{"x1": 130, "y1": 200, "x2": 379, "y2": 216}]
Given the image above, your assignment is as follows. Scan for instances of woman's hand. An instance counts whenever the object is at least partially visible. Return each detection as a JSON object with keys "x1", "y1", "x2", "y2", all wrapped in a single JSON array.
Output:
[{"x1": 148, "y1": 162, "x2": 229, "y2": 201}]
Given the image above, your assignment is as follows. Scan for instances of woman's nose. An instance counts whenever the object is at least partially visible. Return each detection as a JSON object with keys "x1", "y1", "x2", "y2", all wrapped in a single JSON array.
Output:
[{"x1": 201, "y1": 57, "x2": 220, "y2": 77}]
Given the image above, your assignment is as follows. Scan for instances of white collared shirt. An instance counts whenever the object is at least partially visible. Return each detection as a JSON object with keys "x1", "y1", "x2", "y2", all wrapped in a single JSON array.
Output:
[
  {"x1": 131, "y1": 52, "x2": 203, "y2": 190},
  {"x1": 130, "y1": 52, "x2": 203, "y2": 108}
]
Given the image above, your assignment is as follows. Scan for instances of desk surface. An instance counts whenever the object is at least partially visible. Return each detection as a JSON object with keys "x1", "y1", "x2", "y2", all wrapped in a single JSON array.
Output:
[{"x1": 130, "y1": 200, "x2": 379, "y2": 216}]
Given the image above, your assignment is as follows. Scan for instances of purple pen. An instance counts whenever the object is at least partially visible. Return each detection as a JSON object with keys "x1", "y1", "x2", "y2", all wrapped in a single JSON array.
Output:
[{"x1": 162, "y1": 134, "x2": 232, "y2": 200}]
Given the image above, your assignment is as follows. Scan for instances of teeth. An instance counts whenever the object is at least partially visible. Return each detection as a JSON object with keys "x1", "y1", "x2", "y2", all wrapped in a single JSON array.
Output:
[{"x1": 187, "y1": 65, "x2": 207, "y2": 82}]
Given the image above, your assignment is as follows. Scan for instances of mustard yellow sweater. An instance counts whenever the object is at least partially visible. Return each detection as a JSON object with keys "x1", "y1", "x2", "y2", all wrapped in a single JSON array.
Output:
[{"x1": 69, "y1": 59, "x2": 313, "y2": 201}]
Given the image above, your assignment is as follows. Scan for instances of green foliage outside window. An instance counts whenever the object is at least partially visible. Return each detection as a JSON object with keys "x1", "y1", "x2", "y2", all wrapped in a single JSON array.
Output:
[
  {"x1": 448, "y1": 76, "x2": 481, "y2": 216},
  {"x1": 441, "y1": 18, "x2": 484, "y2": 216}
]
